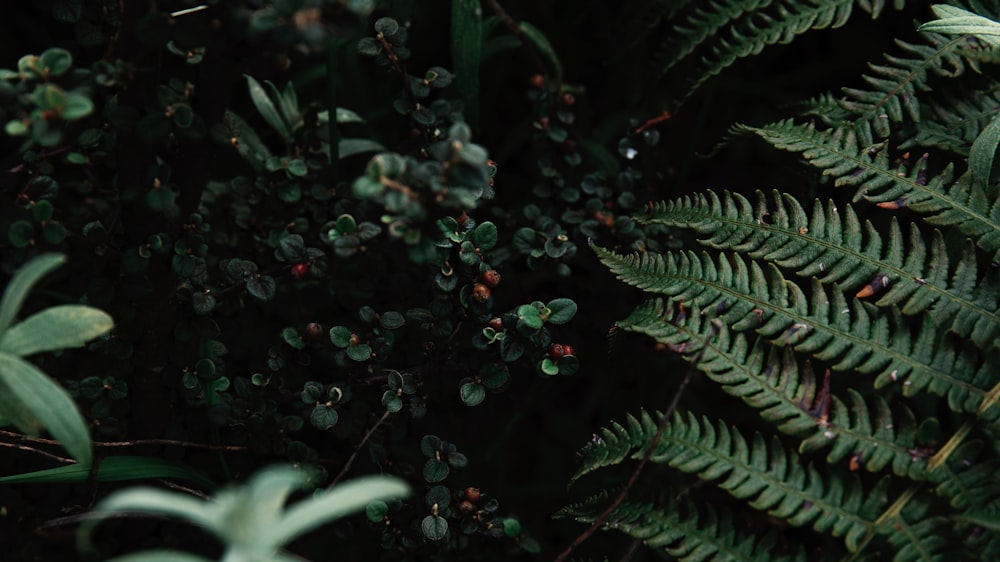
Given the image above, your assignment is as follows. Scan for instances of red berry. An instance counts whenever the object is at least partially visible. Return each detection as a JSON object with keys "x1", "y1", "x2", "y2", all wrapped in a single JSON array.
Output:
[
  {"x1": 530, "y1": 74, "x2": 545, "y2": 89},
  {"x1": 305, "y1": 322, "x2": 323, "y2": 338},
  {"x1": 562, "y1": 345, "x2": 576, "y2": 357},
  {"x1": 458, "y1": 500, "x2": 477, "y2": 514},
  {"x1": 464, "y1": 487, "x2": 481, "y2": 502},
  {"x1": 549, "y1": 343, "x2": 565, "y2": 360},
  {"x1": 561, "y1": 92, "x2": 576, "y2": 106},
  {"x1": 488, "y1": 317, "x2": 504, "y2": 331},
  {"x1": 471, "y1": 283, "x2": 491, "y2": 303},
  {"x1": 482, "y1": 269, "x2": 501, "y2": 287},
  {"x1": 291, "y1": 263, "x2": 309, "y2": 279}
]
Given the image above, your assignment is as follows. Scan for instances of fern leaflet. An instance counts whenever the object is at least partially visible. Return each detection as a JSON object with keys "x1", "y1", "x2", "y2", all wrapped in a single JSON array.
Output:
[
  {"x1": 837, "y1": 33, "x2": 971, "y2": 137},
  {"x1": 573, "y1": 410, "x2": 887, "y2": 551},
  {"x1": 619, "y1": 298, "x2": 927, "y2": 478},
  {"x1": 639, "y1": 189, "x2": 1000, "y2": 349},
  {"x1": 739, "y1": 119, "x2": 1000, "y2": 263},
  {"x1": 595, "y1": 245, "x2": 996, "y2": 413},
  {"x1": 557, "y1": 492, "x2": 807, "y2": 562}
]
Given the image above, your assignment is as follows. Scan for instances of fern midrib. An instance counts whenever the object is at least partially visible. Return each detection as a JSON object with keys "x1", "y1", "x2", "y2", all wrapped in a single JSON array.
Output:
[
  {"x1": 684, "y1": 0, "x2": 854, "y2": 102},
  {"x1": 649, "y1": 204, "x2": 1000, "y2": 337},
  {"x1": 860, "y1": 34, "x2": 967, "y2": 124},
  {"x1": 655, "y1": 418, "x2": 875, "y2": 532},
  {"x1": 768, "y1": 124, "x2": 1000, "y2": 251},
  {"x1": 623, "y1": 308, "x2": 921, "y2": 471},
  {"x1": 633, "y1": 261, "x2": 985, "y2": 400}
]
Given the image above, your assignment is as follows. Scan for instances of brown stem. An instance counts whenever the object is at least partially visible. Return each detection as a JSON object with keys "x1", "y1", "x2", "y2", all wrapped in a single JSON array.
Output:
[
  {"x1": 0, "y1": 429, "x2": 251, "y2": 452},
  {"x1": 330, "y1": 409, "x2": 392, "y2": 487},
  {"x1": 484, "y1": 0, "x2": 549, "y2": 78},
  {"x1": 0, "y1": 440, "x2": 74, "y2": 464},
  {"x1": 554, "y1": 320, "x2": 720, "y2": 562}
]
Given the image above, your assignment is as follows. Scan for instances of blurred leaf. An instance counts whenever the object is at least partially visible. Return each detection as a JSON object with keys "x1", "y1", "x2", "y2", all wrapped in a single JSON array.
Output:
[
  {"x1": 0, "y1": 352, "x2": 91, "y2": 465},
  {"x1": 0, "y1": 253, "x2": 65, "y2": 336},
  {"x1": 518, "y1": 22, "x2": 563, "y2": 83},
  {"x1": 0, "y1": 305, "x2": 113, "y2": 356},
  {"x1": 452, "y1": 0, "x2": 482, "y2": 130},
  {"x1": 339, "y1": 138, "x2": 386, "y2": 159},
  {"x1": 0, "y1": 455, "x2": 216, "y2": 489}
]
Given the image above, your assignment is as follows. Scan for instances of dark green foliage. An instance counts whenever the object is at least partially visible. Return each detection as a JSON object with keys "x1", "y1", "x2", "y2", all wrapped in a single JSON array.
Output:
[
  {"x1": 570, "y1": 2, "x2": 1000, "y2": 561},
  {"x1": 5, "y1": 1, "x2": 1000, "y2": 561}
]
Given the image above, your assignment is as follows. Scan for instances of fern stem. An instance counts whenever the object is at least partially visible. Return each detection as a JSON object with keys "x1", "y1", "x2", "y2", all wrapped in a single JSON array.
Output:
[
  {"x1": 927, "y1": 418, "x2": 975, "y2": 473},
  {"x1": 554, "y1": 320, "x2": 720, "y2": 562}
]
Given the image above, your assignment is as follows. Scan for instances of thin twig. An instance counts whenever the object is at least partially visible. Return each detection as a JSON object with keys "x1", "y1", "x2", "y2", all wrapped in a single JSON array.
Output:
[
  {"x1": 330, "y1": 409, "x2": 392, "y2": 487},
  {"x1": 0, "y1": 429, "x2": 252, "y2": 452},
  {"x1": 0, "y1": 440, "x2": 75, "y2": 464},
  {"x1": 554, "y1": 319, "x2": 721, "y2": 562},
  {"x1": 484, "y1": 0, "x2": 549, "y2": 78}
]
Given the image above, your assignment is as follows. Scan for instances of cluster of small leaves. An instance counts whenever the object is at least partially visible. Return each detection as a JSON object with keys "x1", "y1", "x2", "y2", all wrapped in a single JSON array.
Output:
[{"x1": 363, "y1": 435, "x2": 539, "y2": 553}]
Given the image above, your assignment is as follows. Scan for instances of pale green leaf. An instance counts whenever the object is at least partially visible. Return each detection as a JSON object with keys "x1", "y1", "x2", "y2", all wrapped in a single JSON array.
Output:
[
  {"x1": 0, "y1": 305, "x2": 113, "y2": 356},
  {"x1": 261, "y1": 476, "x2": 409, "y2": 549},
  {"x1": 108, "y1": 551, "x2": 214, "y2": 562},
  {"x1": 0, "y1": 253, "x2": 66, "y2": 335},
  {"x1": 0, "y1": 351, "x2": 91, "y2": 465}
]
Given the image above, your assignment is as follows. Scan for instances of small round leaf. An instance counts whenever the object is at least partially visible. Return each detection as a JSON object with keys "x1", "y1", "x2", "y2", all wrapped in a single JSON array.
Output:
[
  {"x1": 421, "y1": 514, "x2": 448, "y2": 541},
  {"x1": 460, "y1": 381, "x2": 486, "y2": 406}
]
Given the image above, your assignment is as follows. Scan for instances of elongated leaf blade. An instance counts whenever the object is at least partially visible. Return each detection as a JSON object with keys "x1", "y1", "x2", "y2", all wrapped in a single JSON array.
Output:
[
  {"x1": 518, "y1": 22, "x2": 563, "y2": 83},
  {"x1": 339, "y1": 138, "x2": 386, "y2": 159},
  {"x1": 452, "y1": 0, "x2": 483, "y2": 130},
  {"x1": 0, "y1": 455, "x2": 217, "y2": 489},
  {"x1": 970, "y1": 113, "x2": 1000, "y2": 196},
  {"x1": 245, "y1": 74, "x2": 292, "y2": 142},
  {"x1": 0, "y1": 253, "x2": 65, "y2": 335},
  {"x1": 262, "y1": 476, "x2": 409, "y2": 549},
  {"x1": 0, "y1": 305, "x2": 113, "y2": 356},
  {"x1": 0, "y1": 351, "x2": 91, "y2": 465},
  {"x1": 89, "y1": 487, "x2": 219, "y2": 536},
  {"x1": 108, "y1": 552, "x2": 214, "y2": 562}
]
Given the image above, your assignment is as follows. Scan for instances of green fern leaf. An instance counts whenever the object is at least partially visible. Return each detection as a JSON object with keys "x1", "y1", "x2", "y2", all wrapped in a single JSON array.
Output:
[
  {"x1": 649, "y1": 0, "x2": 775, "y2": 82},
  {"x1": 680, "y1": 0, "x2": 859, "y2": 104},
  {"x1": 574, "y1": 410, "x2": 888, "y2": 551},
  {"x1": 594, "y1": 245, "x2": 997, "y2": 413},
  {"x1": 909, "y1": 86, "x2": 1000, "y2": 155},
  {"x1": 837, "y1": 33, "x2": 971, "y2": 137},
  {"x1": 638, "y1": 189, "x2": 1000, "y2": 349},
  {"x1": 739, "y1": 119, "x2": 1000, "y2": 263},
  {"x1": 557, "y1": 492, "x2": 807, "y2": 562},
  {"x1": 619, "y1": 298, "x2": 927, "y2": 478}
]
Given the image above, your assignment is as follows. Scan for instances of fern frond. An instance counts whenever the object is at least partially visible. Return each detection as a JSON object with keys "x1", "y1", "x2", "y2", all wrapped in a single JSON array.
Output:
[
  {"x1": 557, "y1": 493, "x2": 808, "y2": 562},
  {"x1": 649, "y1": 0, "x2": 775, "y2": 81},
  {"x1": 620, "y1": 298, "x2": 927, "y2": 478},
  {"x1": 594, "y1": 245, "x2": 997, "y2": 413},
  {"x1": 740, "y1": 119, "x2": 1000, "y2": 263},
  {"x1": 837, "y1": 33, "x2": 971, "y2": 137},
  {"x1": 907, "y1": 86, "x2": 1000, "y2": 155},
  {"x1": 574, "y1": 410, "x2": 886, "y2": 551},
  {"x1": 638, "y1": 189, "x2": 1000, "y2": 349},
  {"x1": 680, "y1": 0, "x2": 859, "y2": 104}
]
